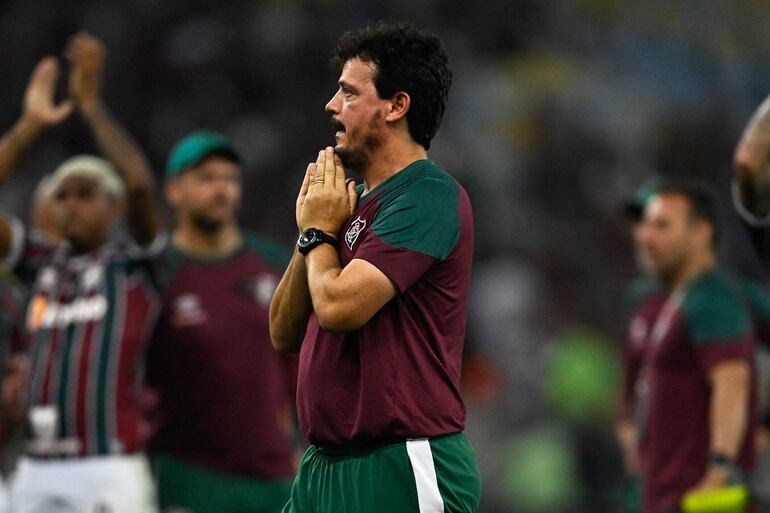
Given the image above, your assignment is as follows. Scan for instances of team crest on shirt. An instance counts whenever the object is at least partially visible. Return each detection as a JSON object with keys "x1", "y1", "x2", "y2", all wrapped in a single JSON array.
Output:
[
  {"x1": 345, "y1": 216, "x2": 367, "y2": 251},
  {"x1": 81, "y1": 264, "x2": 103, "y2": 290},
  {"x1": 239, "y1": 274, "x2": 278, "y2": 307},
  {"x1": 171, "y1": 293, "x2": 207, "y2": 327},
  {"x1": 38, "y1": 266, "x2": 57, "y2": 290}
]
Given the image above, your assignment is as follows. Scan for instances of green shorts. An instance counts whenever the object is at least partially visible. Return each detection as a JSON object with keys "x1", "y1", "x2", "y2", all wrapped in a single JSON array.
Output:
[
  {"x1": 155, "y1": 455, "x2": 293, "y2": 513},
  {"x1": 283, "y1": 432, "x2": 481, "y2": 513}
]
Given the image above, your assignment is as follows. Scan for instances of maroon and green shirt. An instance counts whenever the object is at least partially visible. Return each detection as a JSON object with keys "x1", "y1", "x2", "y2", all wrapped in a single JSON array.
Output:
[
  {"x1": 623, "y1": 273, "x2": 770, "y2": 432},
  {"x1": 145, "y1": 234, "x2": 297, "y2": 478},
  {"x1": 621, "y1": 276, "x2": 666, "y2": 423},
  {"x1": 8, "y1": 223, "x2": 161, "y2": 458},
  {"x1": 630, "y1": 270, "x2": 756, "y2": 513},
  {"x1": 297, "y1": 159, "x2": 474, "y2": 448}
]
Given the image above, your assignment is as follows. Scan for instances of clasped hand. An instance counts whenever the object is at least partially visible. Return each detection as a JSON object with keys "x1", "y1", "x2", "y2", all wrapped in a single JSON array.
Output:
[{"x1": 296, "y1": 147, "x2": 356, "y2": 237}]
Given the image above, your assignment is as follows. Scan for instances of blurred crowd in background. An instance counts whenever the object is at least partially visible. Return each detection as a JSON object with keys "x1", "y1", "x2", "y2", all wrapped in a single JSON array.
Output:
[{"x1": 2, "y1": 0, "x2": 770, "y2": 512}]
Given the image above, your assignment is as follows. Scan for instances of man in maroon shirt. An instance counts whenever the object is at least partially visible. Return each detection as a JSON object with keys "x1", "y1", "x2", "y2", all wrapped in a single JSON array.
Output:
[
  {"x1": 634, "y1": 180, "x2": 756, "y2": 513},
  {"x1": 145, "y1": 131, "x2": 297, "y2": 513},
  {"x1": 270, "y1": 22, "x2": 480, "y2": 513}
]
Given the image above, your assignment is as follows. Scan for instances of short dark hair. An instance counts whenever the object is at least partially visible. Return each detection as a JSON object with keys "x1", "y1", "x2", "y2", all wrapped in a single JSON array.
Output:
[
  {"x1": 655, "y1": 178, "x2": 721, "y2": 247},
  {"x1": 332, "y1": 21, "x2": 452, "y2": 150}
]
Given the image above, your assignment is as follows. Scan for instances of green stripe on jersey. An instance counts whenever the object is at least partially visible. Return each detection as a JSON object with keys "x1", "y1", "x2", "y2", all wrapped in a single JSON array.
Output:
[
  {"x1": 683, "y1": 271, "x2": 751, "y2": 344},
  {"x1": 367, "y1": 160, "x2": 461, "y2": 260},
  {"x1": 96, "y1": 263, "x2": 117, "y2": 453},
  {"x1": 56, "y1": 323, "x2": 76, "y2": 438}
]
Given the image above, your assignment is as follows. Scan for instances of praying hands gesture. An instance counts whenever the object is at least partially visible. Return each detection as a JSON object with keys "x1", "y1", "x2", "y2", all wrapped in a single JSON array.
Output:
[{"x1": 296, "y1": 147, "x2": 356, "y2": 236}]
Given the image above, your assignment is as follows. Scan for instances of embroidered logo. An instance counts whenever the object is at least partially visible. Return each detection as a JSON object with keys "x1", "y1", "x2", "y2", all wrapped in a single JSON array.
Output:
[
  {"x1": 38, "y1": 267, "x2": 57, "y2": 290},
  {"x1": 171, "y1": 293, "x2": 207, "y2": 327},
  {"x1": 345, "y1": 216, "x2": 367, "y2": 251},
  {"x1": 81, "y1": 264, "x2": 103, "y2": 290}
]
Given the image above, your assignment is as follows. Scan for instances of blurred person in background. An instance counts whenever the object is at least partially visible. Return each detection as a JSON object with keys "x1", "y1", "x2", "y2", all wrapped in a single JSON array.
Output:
[
  {"x1": 731, "y1": 92, "x2": 770, "y2": 509},
  {"x1": 0, "y1": 269, "x2": 25, "y2": 513},
  {"x1": 0, "y1": 32, "x2": 163, "y2": 513},
  {"x1": 634, "y1": 179, "x2": 757, "y2": 513},
  {"x1": 144, "y1": 131, "x2": 297, "y2": 513},
  {"x1": 616, "y1": 178, "x2": 665, "y2": 513},
  {"x1": 270, "y1": 21, "x2": 481, "y2": 513},
  {"x1": 618, "y1": 178, "x2": 770, "y2": 513}
]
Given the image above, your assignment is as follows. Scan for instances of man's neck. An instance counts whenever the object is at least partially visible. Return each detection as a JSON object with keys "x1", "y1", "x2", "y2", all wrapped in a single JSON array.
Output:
[
  {"x1": 173, "y1": 222, "x2": 241, "y2": 258},
  {"x1": 667, "y1": 251, "x2": 717, "y2": 291},
  {"x1": 360, "y1": 140, "x2": 427, "y2": 193}
]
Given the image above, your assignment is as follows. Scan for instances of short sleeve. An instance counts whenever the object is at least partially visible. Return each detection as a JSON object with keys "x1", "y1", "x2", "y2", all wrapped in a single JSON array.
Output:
[
  {"x1": 354, "y1": 175, "x2": 460, "y2": 292},
  {"x1": 684, "y1": 274, "x2": 754, "y2": 371},
  {"x1": 736, "y1": 276, "x2": 770, "y2": 348}
]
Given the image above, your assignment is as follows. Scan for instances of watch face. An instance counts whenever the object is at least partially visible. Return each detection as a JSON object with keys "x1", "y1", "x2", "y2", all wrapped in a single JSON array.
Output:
[{"x1": 299, "y1": 230, "x2": 317, "y2": 247}]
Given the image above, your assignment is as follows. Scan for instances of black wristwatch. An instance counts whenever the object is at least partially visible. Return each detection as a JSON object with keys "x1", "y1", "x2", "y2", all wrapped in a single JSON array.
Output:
[
  {"x1": 707, "y1": 452, "x2": 734, "y2": 466},
  {"x1": 297, "y1": 228, "x2": 337, "y2": 255}
]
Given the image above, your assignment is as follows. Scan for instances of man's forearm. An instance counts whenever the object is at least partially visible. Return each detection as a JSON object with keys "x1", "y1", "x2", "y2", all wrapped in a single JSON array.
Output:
[
  {"x1": 270, "y1": 250, "x2": 313, "y2": 354},
  {"x1": 83, "y1": 102, "x2": 162, "y2": 243},
  {"x1": 709, "y1": 361, "x2": 750, "y2": 459},
  {"x1": 0, "y1": 116, "x2": 43, "y2": 190}
]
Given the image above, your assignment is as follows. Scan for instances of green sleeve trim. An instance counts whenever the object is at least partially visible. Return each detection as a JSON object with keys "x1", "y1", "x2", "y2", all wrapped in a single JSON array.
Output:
[
  {"x1": 683, "y1": 272, "x2": 751, "y2": 344},
  {"x1": 370, "y1": 172, "x2": 460, "y2": 260}
]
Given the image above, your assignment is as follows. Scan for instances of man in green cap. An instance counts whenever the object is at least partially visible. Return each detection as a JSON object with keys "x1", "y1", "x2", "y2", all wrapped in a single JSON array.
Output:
[{"x1": 144, "y1": 130, "x2": 298, "y2": 513}]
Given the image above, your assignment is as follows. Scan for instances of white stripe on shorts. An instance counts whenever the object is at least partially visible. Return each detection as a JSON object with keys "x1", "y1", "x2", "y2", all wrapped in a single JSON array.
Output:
[{"x1": 406, "y1": 438, "x2": 445, "y2": 513}]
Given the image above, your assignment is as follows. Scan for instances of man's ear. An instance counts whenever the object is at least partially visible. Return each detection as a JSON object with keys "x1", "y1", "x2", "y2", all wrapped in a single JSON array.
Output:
[
  {"x1": 693, "y1": 218, "x2": 714, "y2": 249},
  {"x1": 385, "y1": 91, "x2": 410, "y2": 122}
]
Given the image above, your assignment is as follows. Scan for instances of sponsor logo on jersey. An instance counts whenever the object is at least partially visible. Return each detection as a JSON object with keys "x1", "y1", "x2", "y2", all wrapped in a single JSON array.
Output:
[
  {"x1": 345, "y1": 216, "x2": 367, "y2": 251},
  {"x1": 27, "y1": 294, "x2": 108, "y2": 331},
  {"x1": 171, "y1": 293, "x2": 207, "y2": 327}
]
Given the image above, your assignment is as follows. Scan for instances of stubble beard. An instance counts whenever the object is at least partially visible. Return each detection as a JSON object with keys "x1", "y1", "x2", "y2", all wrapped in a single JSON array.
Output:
[
  {"x1": 191, "y1": 213, "x2": 226, "y2": 235},
  {"x1": 334, "y1": 111, "x2": 383, "y2": 174}
]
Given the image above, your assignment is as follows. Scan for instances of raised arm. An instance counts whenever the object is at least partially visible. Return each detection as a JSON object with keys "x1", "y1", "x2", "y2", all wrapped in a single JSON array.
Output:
[
  {"x1": 0, "y1": 58, "x2": 74, "y2": 259},
  {"x1": 734, "y1": 93, "x2": 770, "y2": 219},
  {"x1": 66, "y1": 32, "x2": 163, "y2": 245}
]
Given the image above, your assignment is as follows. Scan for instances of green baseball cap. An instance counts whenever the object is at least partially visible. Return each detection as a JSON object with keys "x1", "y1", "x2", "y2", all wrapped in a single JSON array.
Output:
[
  {"x1": 165, "y1": 131, "x2": 240, "y2": 179},
  {"x1": 623, "y1": 177, "x2": 660, "y2": 221}
]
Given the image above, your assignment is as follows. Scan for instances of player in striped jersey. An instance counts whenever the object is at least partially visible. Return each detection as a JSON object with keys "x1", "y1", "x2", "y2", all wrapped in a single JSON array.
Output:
[
  {"x1": 144, "y1": 132, "x2": 297, "y2": 513},
  {"x1": 0, "y1": 32, "x2": 162, "y2": 513}
]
